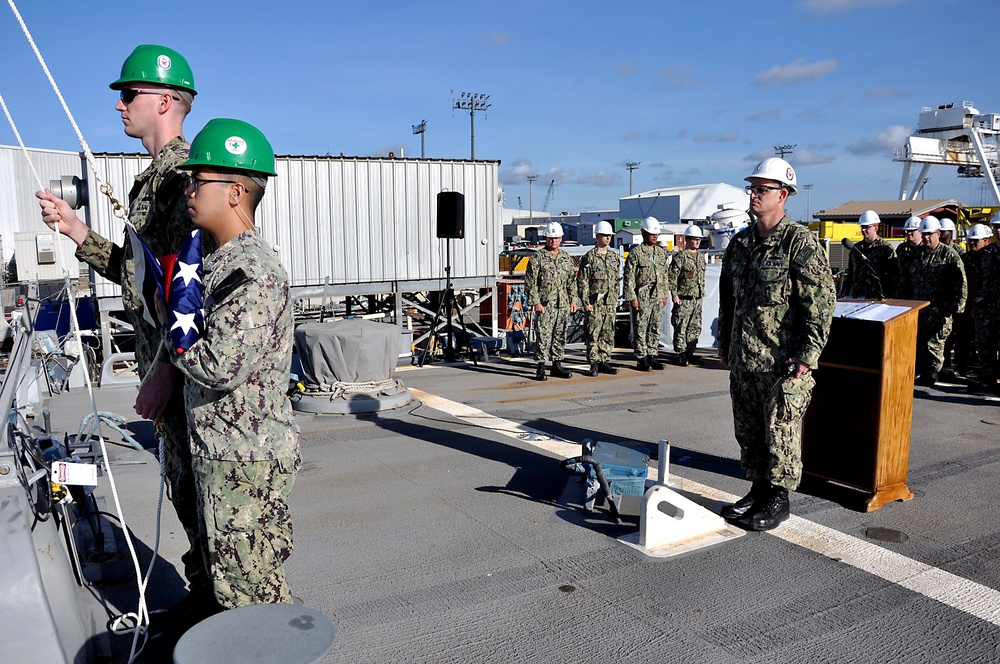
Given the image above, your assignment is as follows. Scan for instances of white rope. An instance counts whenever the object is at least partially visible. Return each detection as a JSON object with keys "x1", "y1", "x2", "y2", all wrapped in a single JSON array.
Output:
[
  {"x1": 6, "y1": 3, "x2": 164, "y2": 661},
  {"x1": 0, "y1": 90, "x2": 44, "y2": 190}
]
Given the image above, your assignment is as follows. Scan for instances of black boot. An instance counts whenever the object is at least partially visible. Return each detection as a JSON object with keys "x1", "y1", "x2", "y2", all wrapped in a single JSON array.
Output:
[
  {"x1": 585, "y1": 363, "x2": 599, "y2": 377},
  {"x1": 748, "y1": 486, "x2": 790, "y2": 531},
  {"x1": 636, "y1": 357, "x2": 651, "y2": 372},
  {"x1": 720, "y1": 481, "x2": 768, "y2": 521},
  {"x1": 598, "y1": 362, "x2": 619, "y2": 375},
  {"x1": 676, "y1": 352, "x2": 689, "y2": 367},
  {"x1": 551, "y1": 361, "x2": 573, "y2": 379},
  {"x1": 687, "y1": 351, "x2": 704, "y2": 365},
  {"x1": 534, "y1": 362, "x2": 547, "y2": 381},
  {"x1": 648, "y1": 356, "x2": 665, "y2": 370},
  {"x1": 915, "y1": 371, "x2": 938, "y2": 387}
]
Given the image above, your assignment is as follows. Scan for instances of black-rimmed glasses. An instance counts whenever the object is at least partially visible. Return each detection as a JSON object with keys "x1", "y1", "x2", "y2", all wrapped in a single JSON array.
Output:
[{"x1": 119, "y1": 88, "x2": 181, "y2": 104}]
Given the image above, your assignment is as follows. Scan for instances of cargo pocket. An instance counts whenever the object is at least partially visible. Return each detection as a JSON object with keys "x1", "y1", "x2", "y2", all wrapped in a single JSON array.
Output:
[{"x1": 758, "y1": 266, "x2": 788, "y2": 305}]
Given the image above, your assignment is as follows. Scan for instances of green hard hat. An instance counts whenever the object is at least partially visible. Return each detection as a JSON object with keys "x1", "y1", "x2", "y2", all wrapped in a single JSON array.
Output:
[
  {"x1": 180, "y1": 118, "x2": 277, "y2": 177},
  {"x1": 110, "y1": 44, "x2": 196, "y2": 95}
]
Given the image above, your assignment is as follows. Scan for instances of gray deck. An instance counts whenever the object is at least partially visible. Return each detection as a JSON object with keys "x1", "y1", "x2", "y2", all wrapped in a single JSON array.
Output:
[{"x1": 46, "y1": 349, "x2": 1000, "y2": 663}]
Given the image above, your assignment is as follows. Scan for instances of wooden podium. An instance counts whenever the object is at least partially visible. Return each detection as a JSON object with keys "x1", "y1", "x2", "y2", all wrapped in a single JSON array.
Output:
[{"x1": 801, "y1": 299, "x2": 927, "y2": 511}]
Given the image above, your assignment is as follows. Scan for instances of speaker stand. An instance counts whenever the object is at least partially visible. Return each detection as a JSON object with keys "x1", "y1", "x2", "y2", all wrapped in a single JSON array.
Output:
[{"x1": 418, "y1": 240, "x2": 477, "y2": 367}]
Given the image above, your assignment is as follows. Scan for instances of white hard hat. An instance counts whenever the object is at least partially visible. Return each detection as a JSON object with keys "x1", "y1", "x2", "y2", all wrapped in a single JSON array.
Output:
[
  {"x1": 595, "y1": 220, "x2": 614, "y2": 236},
  {"x1": 745, "y1": 157, "x2": 797, "y2": 195},
  {"x1": 858, "y1": 210, "x2": 880, "y2": 227},
  {"x1": 544, "y1": 221, "x2": 563, "y2": 238},
  {"x1": 684, "y1": 224, "x2": 704, "y2": 238},
  {"x1": 658, "y1": 236, "x2": 669, "y2": 247},
  {"x1": 991, "y1": 211, "x2": 1000, "y2": 225},
  {"x1": 641, "y1": 216, "x2": 661, "y2": 234},
  {"x1": 939, "y1": 218, "x2": 956, "y2": 232},
  {"x1": 919, "y1": 216, "x2": 941, "y2": 234},
  {"x1": 968, "y1": 224, "x2": 991, "y2": 240},
  {"x1": 903, "y1": 214, "x2": 922, "y2": 231}
]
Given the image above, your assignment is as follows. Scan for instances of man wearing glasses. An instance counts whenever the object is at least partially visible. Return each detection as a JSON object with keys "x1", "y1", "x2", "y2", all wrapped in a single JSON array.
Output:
[
  {"x1": 717, "y1": 157, "x2": 835, "y2": 531},
  {"x1": 36, "y1": 45, "x2": 217, "y2": 627}
]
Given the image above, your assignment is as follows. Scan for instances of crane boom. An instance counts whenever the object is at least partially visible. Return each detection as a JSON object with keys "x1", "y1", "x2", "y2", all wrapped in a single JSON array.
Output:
[{"x1": 541, "y1": 179, "x2": 555, "y2": 213}]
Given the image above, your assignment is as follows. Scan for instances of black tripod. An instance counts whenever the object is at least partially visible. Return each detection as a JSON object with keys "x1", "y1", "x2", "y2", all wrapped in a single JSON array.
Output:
[{"x1": 418, "y1": 241, "x2": 476, "y2": 366}]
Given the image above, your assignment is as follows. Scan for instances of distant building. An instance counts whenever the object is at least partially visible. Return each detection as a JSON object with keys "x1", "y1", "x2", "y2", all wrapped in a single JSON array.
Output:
[
  {"x1": 815, "y1": 199, "x2": 962, "y2": 236},
  {"x1": 619, "y1": 183, "x2": 749, "y2": 225}
]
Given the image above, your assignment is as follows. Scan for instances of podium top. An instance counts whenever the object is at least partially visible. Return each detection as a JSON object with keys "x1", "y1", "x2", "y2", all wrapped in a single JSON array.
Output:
[{"x1": 834, "y1": 299, "x2": 928, "y2": 322}]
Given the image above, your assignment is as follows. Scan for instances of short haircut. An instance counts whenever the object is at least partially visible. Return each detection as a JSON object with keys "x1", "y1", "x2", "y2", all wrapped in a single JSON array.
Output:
[{"x1": 232, "y1": 173, "x2": 266, "y2": 211}]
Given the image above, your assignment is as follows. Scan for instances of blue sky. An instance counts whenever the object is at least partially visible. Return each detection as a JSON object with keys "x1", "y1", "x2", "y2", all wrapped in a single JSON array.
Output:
[{"x1": 1, "y1": 0, "x2": 997, "y2": 221}]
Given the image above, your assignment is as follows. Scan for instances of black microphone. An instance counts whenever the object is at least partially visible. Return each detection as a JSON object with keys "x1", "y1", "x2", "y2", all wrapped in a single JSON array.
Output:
[{"x1": 841, "y1": 237, "x2": 869, "y2": 262}]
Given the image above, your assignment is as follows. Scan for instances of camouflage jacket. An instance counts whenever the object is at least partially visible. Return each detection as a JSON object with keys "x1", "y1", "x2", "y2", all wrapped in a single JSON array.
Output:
[
  {"x1": 718, "y1": 217, "x2": 836, "y2": 371},
  {"x1": 577, "y1": 247, "x2": 621, "y2": 307},
  {"x1": 841, "y1": 237, "x2": 898, "y2": 299},
  {"x1": 623, "y1": 243, "x2": 669, "y2": 302},
  {"x1": 962, "y1": 249, "x2": 991, "y2": 309},
  {"x1": 897, "y1": 243, "x2": 967, "y2": 317},
  {"x1": 667, "y1": 249, "x2": 706, "y2": 299},
  {"x1": 525, "y1": 248, "x2": 577, "y2": 309},
  {"x1": 75, "y1": 137, "x2": 214, "y2": 374},
  {"x1": 170, "y1": 231, "x2": 298, "y2": 462}
]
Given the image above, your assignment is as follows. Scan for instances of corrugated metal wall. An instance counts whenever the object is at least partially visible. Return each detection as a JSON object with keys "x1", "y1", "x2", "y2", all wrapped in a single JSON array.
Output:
[{"x1": 1, "y1": 147, "x2": 500, "y2": 298}]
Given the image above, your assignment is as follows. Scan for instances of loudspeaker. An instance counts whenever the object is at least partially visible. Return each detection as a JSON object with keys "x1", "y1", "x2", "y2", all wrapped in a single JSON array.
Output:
[{"x1": 437, "y1": 191, "x2": 465, "y2": 239}]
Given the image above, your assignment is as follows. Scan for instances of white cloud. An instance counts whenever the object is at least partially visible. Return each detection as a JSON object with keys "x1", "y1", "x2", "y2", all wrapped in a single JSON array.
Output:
[
  {"x1": 801, "y1": 0, "x2": 906, "y2": 14},
  {"x1": 623, "y1": 129, "x2": 642, "y2": 141},
  {"x1": 754, "y1": 58, "x2": 840, "y2": 87},
  {"x1": 718, "y1": 132, "x2": 740, "y2": 142},
  {"x1": 480, "y1": 32, "x2": 510, "y2": 46},
  {"x1": 498, "y1": 157, "x2": 536, "y2": 185},
  {"x1": 577, "y1": 171, "x2": 620, "y2": 187},
  {"x1": 744, "y1": 148, "x2": 775, "y2": 162},
  {"x1": 617, "y1": 61, "x2": 639, "y2": 77},
  {"x1": 792, "y1": 149, "x2": 835, "y2": 166},
  {"x1": 846, "y1": 124, "x2": 912, "y2": 156},
  {"x1": 797, "y1": 108, "x2": 827, "y2": 119},
  {"x1": 746, "y1": 108, "x2": 781, "y2": 122},
  {"x1": 545, "y1": 168, "x2": 574, "y2": 186}
]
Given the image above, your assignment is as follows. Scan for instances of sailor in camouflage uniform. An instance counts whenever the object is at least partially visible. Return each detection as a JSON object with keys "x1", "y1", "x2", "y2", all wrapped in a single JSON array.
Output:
[
  {"x1": 577, "y1": 221, "x2": 621, "y2": 376},
  {"x1": 718, "y1": 158, "x2": 836, "y2": 532},
  {"x1": 897, "y1": 216, "x2": 967, "y2": 387},
  {"x1": 960, "y1": 224, "x2": 993, "y2": 386},
  {"x1": 36, "y1": 46, "x2": 213, "y2": 611},
  {"x1": 667, "y1": 224, "x2": 707, "y2": 366},
  {"x1": 840, "y1": 210, "x2": 897, "y2": 299},
  {"x1": 623, "y1": 216, "x2": 669, "y2": 371},
  {"x1": 525, "y1": 221, "x2": 578, "y2": 381},
  {"x1": 894, "y1": 215, "x2": 923, "y2": 296},
  {"x1": 968, "y1": 213, "x2": 1000, "y2": 393},
  {"x1": 171, "y1": 119, "x2": 299, "y2": 609}
]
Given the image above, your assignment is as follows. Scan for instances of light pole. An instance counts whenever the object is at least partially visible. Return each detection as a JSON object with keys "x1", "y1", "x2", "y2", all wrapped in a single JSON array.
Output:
[
  {"x1": 626, "y1": 161, "x2": 640, "y2": 195},
  {"x1": 803, "y1": 184, "x2": 813, "y2": 221},
  {"x1": 527, "y1": 174, "x2": 538, "y2": 225},
  {"x1": 412, "y1": 119, "x2": 427, "y2": 158},
  {"x1": 453, "y1": 91, "x2": 491, "y2": 160}
]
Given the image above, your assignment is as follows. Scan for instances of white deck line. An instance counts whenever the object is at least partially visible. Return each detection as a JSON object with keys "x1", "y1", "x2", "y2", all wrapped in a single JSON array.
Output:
[{"x1": 411, "y1": 388, "x2": 1000, "y2": 628}]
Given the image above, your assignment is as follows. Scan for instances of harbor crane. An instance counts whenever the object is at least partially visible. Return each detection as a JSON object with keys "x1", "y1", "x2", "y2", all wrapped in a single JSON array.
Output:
[
  {"x1": 894, "y1": 101, "x2": 1000, "y2": 205},
  {"x1": 541, "y1": 179, "x2": 555, "y2": 213}
]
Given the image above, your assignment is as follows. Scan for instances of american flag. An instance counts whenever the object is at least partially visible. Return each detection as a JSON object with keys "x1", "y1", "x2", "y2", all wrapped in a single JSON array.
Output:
[{"x1": 127, "y1": 226, "x2": 204, "y2": 354}]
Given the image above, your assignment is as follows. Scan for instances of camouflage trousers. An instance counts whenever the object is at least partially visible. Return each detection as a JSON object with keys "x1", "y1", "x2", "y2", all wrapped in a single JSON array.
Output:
[
  {"x1": 975, "y1": 310, "x2": 1000, "y2": 381},
  {"x1": 670, "y1": 298, "x2": 703, "y2": 356},
  {"x1": 917, "y1": 310, "x2": 952, "y2": 375},
  {"x1": 632, "y1": 298, "x2": 663, "y2": 359},
  {"x1": 729, "y1": 369, "x2": 816, "y2": 491},
  {"x1": 191, "y1": 455, "x2": 299, "y2": 609},
  {"x1": 533, "y1": 306, "x2": 569, "y2": 362},
  {"x1": 158, "y1": 379, "x2": 212, "y2": 596},
  {"x1": 584, "y1": 304, "x2": 616, "y2": 363}
]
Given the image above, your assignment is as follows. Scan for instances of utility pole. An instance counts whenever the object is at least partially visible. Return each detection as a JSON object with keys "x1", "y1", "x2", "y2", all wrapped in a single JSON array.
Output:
[
  {"x1": 527, "y1": 174, "x2": 538, "y2": 226},
  {"x1": 774, "y1": 144, "x2": 796, "y2": 159},
  {"x1": 453, "y1": 91, "x2": 491, "y2": 160},
  {"x1": 412, "y1": 119, "x2": 427, "y2": 158},
  {"x1": 626, "y1": 161, "x2": 640, "y2": 195}
]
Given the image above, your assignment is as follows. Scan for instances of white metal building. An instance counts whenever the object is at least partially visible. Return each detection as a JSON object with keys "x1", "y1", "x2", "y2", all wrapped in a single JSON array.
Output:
[{"x1": 619, "y1": 183, "x2": 749, "y2": 224}]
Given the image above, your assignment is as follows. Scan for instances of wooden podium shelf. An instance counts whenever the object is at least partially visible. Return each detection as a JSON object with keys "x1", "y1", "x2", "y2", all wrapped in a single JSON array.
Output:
[{"x1": 801, "y1": 299, "x2": 927, "y2": 512}]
